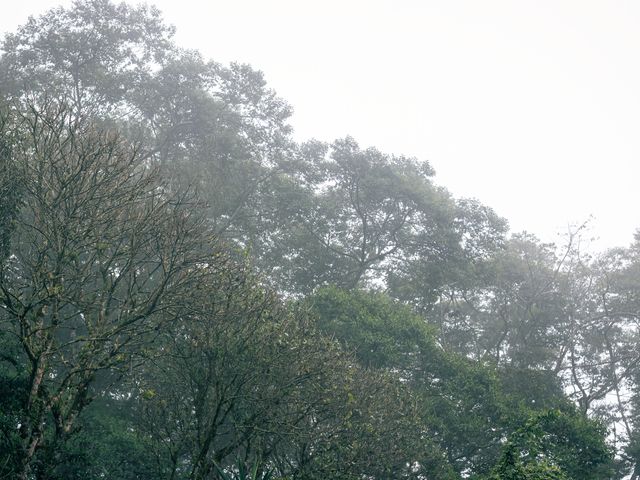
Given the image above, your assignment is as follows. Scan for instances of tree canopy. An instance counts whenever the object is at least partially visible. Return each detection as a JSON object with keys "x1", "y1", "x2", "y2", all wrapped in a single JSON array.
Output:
[{"x1": 0, "y1": 2, "x2": 637, "y2": 479}]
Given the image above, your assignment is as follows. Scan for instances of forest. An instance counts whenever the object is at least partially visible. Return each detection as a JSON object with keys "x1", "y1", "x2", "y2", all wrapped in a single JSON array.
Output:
[{"x1": 0, "y1": 1, "x2": 639, "y2": 479}]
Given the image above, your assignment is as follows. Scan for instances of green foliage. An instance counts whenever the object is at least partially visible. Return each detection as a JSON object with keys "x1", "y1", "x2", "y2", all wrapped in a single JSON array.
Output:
[
  {"x1": 256, "y1": 136, "x2": 498, "y2": 295},
  {"x1": 0, "y1": 1, "x2": 628, "y2": 479},
  {"x1": 305, "y1": 287, "x2": 617, "y2": 479},
  {"x1": 388, "y1": 197, "x2": 507, "y2": 315},
  {"x1": 214, "y1": 459, "x2": 273, "y2": 480},
  {"x1": 0, "y1": 0, "x2": 174, "y2": 111},
  {"x1": 0, "y1": 98, "x2": 213, "y2": 478},
  {"x1": 49, "y1": 397, "x2": 161, "y2": 480},
  {"x1": 0, "y1": 105, "x2": 21, "y2": 263},
  {"x1": 0, "y1": 0, "x2": 294, "y2": 253},
  {"x1": 420, "y1": 353, "x2": 506, "y2": 476},
  {"x1": 487, "y1": 454, "x2": 570, "y2": 480},
  {"x1": 0, "y1": 332, "x2": 28, "y2": 478},
  {"x1": 306, "y1": 285, "x2": 437, "y2": 370},
  {"x1": 485, "y1": 409, "x2": 614, "y2": 480},
  {"x1": 306, "y1": 287, "x2": 504, "y2": 476},
  {"x1": 132, "y1": 261, "x2": 305, "y2": 479}
]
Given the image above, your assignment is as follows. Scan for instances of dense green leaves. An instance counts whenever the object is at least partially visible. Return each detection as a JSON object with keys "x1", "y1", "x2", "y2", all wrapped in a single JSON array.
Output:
[
  {"x1": 306, "y1": 286, "x2": 436, "y2": 370},
  {"x1": 485, "y1": 409, "x2": 614, "y2": 480}
]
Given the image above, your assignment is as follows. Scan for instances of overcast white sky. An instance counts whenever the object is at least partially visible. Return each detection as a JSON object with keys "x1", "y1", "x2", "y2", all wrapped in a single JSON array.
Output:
[{"x1": 3, "y1": 1, "x2": 640, "y2": 251}]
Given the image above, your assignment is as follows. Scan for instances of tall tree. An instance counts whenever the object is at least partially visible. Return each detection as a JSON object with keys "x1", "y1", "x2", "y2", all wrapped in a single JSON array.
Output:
[
  {"x1": 0, "y1": 0, "x2": 173, "y2": 116},
  {"x1": 485, "y1": 409, "x2": 614, "y2": 480},
  {"x1": 0, "y1": 99, "x2": 211, "y2": 479},
  {"x1": 257, "y1": 137, "x2": 506, "y2": 295},
  {"x1": 0, "y1": 0, "x2": 295, "y2": 247}
]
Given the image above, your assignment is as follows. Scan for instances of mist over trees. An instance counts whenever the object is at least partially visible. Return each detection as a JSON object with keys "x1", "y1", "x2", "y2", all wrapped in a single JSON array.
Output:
[{"x1": 0, "y1": 1, "x2": 638, "y2": 479}]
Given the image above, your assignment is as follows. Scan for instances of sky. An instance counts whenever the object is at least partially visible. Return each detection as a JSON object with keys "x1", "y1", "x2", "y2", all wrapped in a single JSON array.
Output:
[{"x1": 3, "y1": 1, "x2": 640, "y2": 251}]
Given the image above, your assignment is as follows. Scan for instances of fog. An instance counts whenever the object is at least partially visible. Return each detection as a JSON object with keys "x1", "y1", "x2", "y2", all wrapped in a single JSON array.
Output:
[{"x1": 4, "y1": 1, "x2": 640, "y2": 250}]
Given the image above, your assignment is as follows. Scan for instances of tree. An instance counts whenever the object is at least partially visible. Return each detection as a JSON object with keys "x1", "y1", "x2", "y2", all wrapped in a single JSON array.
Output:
[
  {"x1": 305, "y1": 285, "x2": 436, "y2": 371},
  {"x1": 132, "y1": 258, "x2": 313, "y2": 480},
  {"x1": 0, "y1": 2, "x2": 626, "y2": 477},
  {"x1": 0, "y1": 102, "x2": 20, "y2": 262},
  {"x1": 0, "y1": 0, "x2": 173, "y2": 116},
  {"x1": 0, "y1": 99, "x2": 210, "y2": 479},
  {"x1": 0, "y1": 0, "x2": 295, "y2": 248},
  {"x1": 485, "y1": 409, "x2": 614, "y2": 480},
  {"x1": 305, "y1": 287, "x2": 504, "y2": 476},
  {"x1": 626, "y1": 366, "x2": 640, "y2": 479},
  {"x1": 259, "y1": 137, "x2": 461, "y2": 294},
  {"x1": 133, "y1": 275, "x2": 453, "y2": 480},
  {"x1": 565, "y1": 238, "x2": 640, "y2": 477},
  {"x1": 47, "y1": 395, "x2": 160, "y2": 480},
  {"x1": 387, "y1": 197, "x2": 507, "y2": 317}
]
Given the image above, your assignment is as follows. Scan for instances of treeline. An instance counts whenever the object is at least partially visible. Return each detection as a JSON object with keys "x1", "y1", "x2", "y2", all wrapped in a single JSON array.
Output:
[{"x1": 0, "y1": 1, "x2": 638, "y2": 479}]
